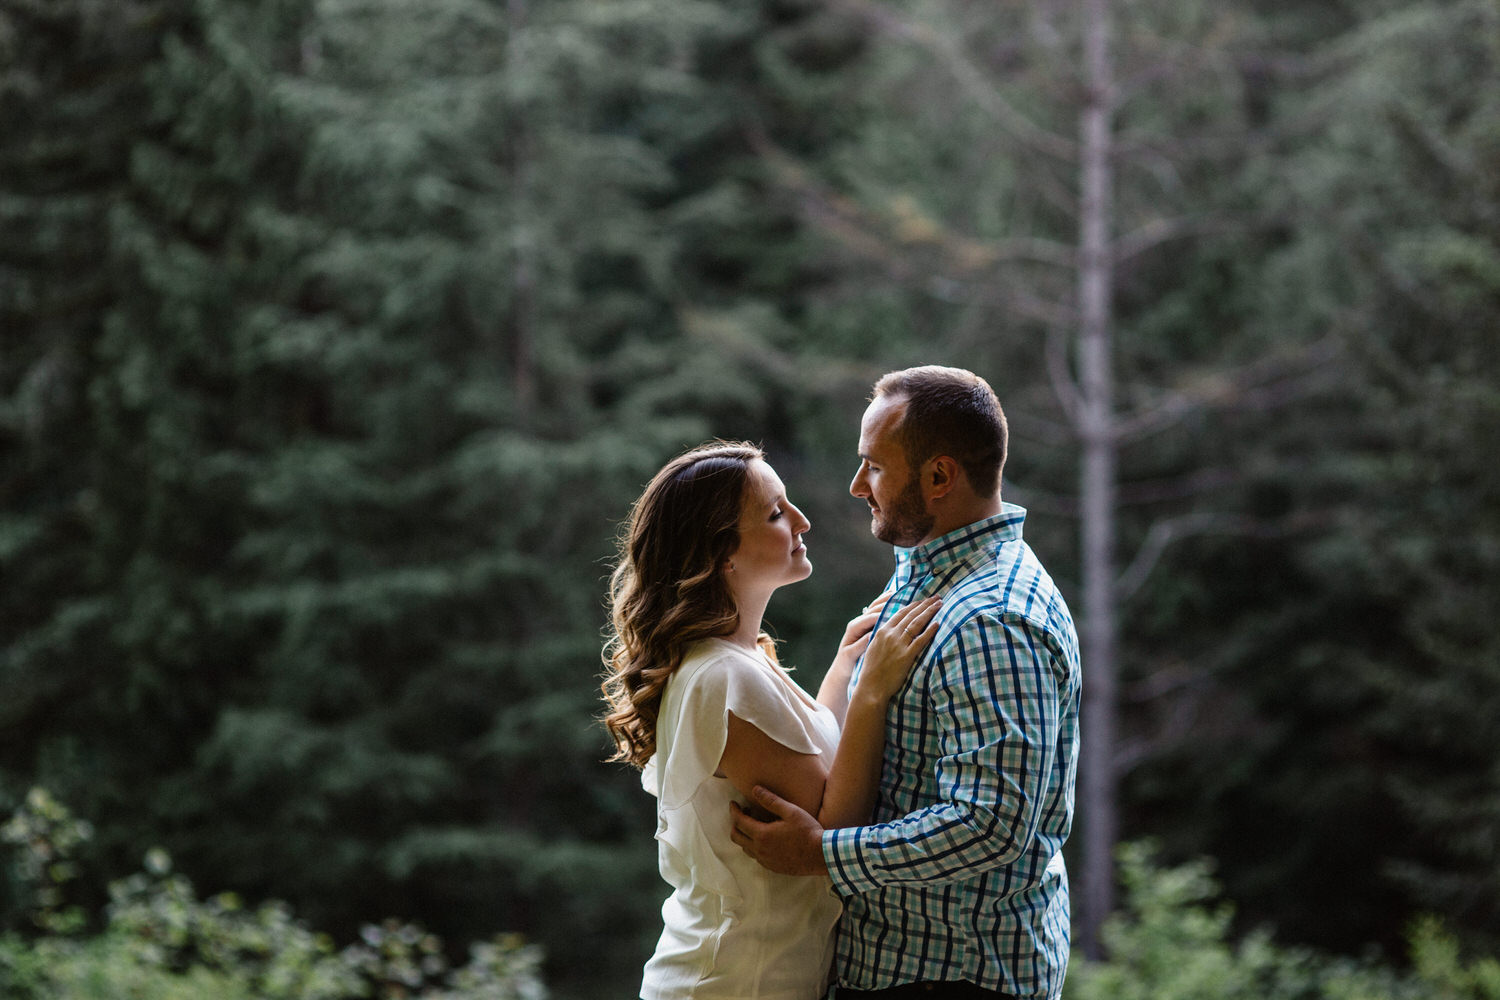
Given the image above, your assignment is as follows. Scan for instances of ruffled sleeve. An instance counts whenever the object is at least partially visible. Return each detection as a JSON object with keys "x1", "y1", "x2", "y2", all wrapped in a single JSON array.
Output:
[{"x1": 654, "y1": 642, "x2": 826, "y2": 811}]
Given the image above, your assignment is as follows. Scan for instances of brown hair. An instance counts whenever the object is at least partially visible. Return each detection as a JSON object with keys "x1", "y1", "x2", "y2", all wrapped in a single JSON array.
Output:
[
  {"x1": 600, "y1": 441, "x2": 777, "y2": 769},
  {"x1": 873, "y1": 365, "x2": 1007, "y2": 498}
]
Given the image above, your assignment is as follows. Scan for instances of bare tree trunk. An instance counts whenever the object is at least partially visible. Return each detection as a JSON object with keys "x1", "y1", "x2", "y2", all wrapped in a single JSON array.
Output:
[
  {"x1": 777, "y1": 0, "x2": 1283, "y2": 955},
  {"x1": 1075, "y1": 0, "x2": 1117, "y2": 960}
]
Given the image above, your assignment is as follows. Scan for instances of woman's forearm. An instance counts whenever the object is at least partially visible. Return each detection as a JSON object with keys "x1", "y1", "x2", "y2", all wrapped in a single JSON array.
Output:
[
  {"x1": 814, "y1": 595, "x2": 939, "y2": 827},
  {"x1": 816, "y1": 659, "x2": 853, "y2": 724},
  {"x1": 814, "y1": 690, "x2": 890, "y2": 828}
]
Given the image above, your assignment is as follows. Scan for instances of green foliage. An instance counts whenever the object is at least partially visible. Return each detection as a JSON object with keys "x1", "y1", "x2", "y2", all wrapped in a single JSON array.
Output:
[
  {"x1": 1, "y1": 0, "x2": 881, "y2": 992},
  {"x1": 1, "y1": 938, "x2": 262, "y2": 1000},
  {"x1": 0, "y1": 792, "x2": 545, "y2": 1000},
  {"x1": 1069, "y1": 843, "x2": 1500, "y2": 1000},
  {"x1": 0, "y1": 880, "x2": 548, "y2": 1000},
  {"x1": 4, "y1": 0, "x2": 1500, "y2": 990},
  {"x1": 1124, "y1": 0, "x2": 1500, "y2": 956},
  {"x1": 1407, "y1": 916, "x2": 1500, "y2": 1000},
  {"x1": 0, "y1": 788, "x2": 93, "y2": 935}
]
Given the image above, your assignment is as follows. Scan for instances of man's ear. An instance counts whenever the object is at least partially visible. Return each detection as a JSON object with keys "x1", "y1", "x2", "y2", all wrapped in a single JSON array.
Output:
[{"x1": 925, "y1": 456, "x2": 961, "y2": 501}]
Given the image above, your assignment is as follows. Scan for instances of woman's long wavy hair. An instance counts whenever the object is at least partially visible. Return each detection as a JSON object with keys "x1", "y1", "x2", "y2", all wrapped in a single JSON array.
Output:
[{"x1": 601, "y1": 441, "x2": 778, "y2": 770}]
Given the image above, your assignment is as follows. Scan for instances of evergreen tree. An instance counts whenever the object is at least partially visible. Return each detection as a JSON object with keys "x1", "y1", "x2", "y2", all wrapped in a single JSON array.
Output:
[
  {"x1": 0, "y1": 0, "x2": 195, "y2": 911},
  {"x1": 3, "y1": 0, "x2": 882, "y2": 993},
  {"x1": 1127, "y1": 0, "x2": 1500, "y2": 956}
]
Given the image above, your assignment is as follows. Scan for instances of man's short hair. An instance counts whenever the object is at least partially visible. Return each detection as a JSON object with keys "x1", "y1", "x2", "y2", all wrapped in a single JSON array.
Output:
[{"x1": 873, "y1": 365, "x2": 1007, "y2": 498}]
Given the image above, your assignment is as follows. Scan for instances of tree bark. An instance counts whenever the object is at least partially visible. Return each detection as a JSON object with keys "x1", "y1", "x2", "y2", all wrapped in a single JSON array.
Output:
[{"x1": 1075, "y1": 0, "x2": 1118, "y2": 961}]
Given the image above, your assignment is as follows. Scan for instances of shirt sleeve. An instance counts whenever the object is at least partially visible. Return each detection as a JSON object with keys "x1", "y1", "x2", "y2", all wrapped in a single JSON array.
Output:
[
  {"x1": 656, "y1": 648, "x2": 825, "y2": 811},
  {"x1": 822, "y1": 611, "x2": 1065, "y2": 893}
]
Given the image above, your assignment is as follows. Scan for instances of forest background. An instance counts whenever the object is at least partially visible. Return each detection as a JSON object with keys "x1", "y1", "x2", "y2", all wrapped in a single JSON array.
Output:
[{"x1": 2, "y1": 0, "x2": 1498, "y2": 997}]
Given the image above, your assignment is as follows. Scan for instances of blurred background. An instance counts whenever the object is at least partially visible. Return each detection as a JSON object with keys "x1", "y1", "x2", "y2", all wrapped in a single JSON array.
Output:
[{"x1": 2, "y1": 0, "x2": 1497, "y2": 997}]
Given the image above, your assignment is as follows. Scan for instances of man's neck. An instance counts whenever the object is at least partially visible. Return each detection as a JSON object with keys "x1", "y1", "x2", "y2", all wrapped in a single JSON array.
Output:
[{"x1": 921, "y1": 497, "x2": 1004, "y2": 545}]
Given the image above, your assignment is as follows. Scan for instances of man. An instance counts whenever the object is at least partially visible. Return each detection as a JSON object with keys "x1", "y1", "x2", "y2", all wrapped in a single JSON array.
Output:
[{"x1": 730, "y1": 366, "x2": 1081, "y2": 1000}]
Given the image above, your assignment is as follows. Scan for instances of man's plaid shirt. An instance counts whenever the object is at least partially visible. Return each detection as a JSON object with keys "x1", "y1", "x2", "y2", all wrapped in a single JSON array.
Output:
[{"x1": 824, "y1": 505, "x2": 1081, "y2": 998}]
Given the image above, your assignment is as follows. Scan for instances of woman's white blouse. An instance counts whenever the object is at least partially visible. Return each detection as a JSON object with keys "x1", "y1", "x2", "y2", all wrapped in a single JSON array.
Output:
[{"x1": 640, "y1": 638, "x2": 843, "y2": 1000}]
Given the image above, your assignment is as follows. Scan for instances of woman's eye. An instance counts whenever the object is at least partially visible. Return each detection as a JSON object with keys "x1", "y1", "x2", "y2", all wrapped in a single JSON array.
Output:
[{"x1": 769, "y1": 510, "x2": 783, "y2": 521}]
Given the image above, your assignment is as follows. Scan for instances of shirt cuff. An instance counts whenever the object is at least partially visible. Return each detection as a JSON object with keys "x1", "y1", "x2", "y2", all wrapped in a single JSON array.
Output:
[{"x1": 822, "y1": 825, "x2": 883, "y2": 896}]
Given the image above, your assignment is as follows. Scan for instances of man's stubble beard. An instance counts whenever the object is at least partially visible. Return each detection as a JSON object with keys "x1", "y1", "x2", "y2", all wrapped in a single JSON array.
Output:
[{"x1": 873, "y1": 473, "x2": 934, "y2": 548}]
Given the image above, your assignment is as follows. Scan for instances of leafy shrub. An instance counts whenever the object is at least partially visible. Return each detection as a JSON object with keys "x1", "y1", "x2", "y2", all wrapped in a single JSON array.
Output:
[
  {"x1": 0, "y1": 787, "x2": 93, "y2": 935},
  {"x1": 1405, "y1": 916, "x2": 1500, "y2": 1000},
  {"x1": 0, "y1": 790, "x2": 545, "y2": 1000},
  {"x1": 1069, "y1": 841, "x2": 1500, "y2": 1000}
]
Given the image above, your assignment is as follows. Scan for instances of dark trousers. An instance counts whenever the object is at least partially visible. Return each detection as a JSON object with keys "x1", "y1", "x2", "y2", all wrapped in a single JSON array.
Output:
[{"x1": 833, "y1": 983, "x2": 1016, "y2": 1000}]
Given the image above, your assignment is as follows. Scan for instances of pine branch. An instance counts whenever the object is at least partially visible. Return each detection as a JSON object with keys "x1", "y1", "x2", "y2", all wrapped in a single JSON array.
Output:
[
  {"x1": 1114, "y1": 507, "x2": 1332, "y2": 601},
  {"x1": 828, "y1": 0, "x2": 1078, "y2": 162},
  {"x1": 1111, "y1": 334, "x2": 1343, "y2": 443},
  {"x1": 1115, "y1": 466, "x2": 1241, "y2": 506},
  {"x1": 753, "y1": 136, "x2": 1076, "y2": 271},
  {"x1": 1114, "y1": 511, "x2": 1256, "y2": 601},
  {"x1": 1119, "y1": 660, "x2": 1205, "y2": 704},
  {"x1": 1045, "y1": 321, "x2": 1084, "y2": 426},
  {"x1": 1111, "y1": 212, "x2": 1240, "y2": 265},
  {"x1": 1114, "y1": 692, "x2": 1201, "y2": 773}
]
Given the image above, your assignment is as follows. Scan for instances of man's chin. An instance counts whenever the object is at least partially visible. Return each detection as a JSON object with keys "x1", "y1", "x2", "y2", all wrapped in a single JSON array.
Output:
[{"x1": 872, "y1": 518, "x2": 929, "y2": 548}]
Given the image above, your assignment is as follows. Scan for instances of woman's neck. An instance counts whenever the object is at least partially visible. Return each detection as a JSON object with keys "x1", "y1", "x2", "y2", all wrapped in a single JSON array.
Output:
[{"x1": 724, "y1": 590, "x2": 769, "y2": 651}]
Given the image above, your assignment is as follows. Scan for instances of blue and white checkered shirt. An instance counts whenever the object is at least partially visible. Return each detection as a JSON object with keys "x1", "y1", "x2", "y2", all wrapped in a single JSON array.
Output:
[{"x1": 824, "y1": 505, "x2": 1081, "y2": 998}]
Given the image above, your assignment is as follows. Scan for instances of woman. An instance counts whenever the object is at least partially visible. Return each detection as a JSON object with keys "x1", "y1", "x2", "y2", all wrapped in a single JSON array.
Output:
[{"x1": 602, "y1": 441, "x2": 940, "y2": 1000}]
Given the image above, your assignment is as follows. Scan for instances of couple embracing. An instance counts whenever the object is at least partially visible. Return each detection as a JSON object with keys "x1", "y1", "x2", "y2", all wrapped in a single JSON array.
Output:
[{"x1": 602, "y1": 366, "x2": 1082, "y2": 1000}]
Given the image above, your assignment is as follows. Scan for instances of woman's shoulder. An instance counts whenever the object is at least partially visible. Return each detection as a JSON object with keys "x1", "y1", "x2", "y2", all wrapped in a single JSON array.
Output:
[
  {"x1": 673, "y1": 638, "x2": 764, "y2": 688},
  {"x1": 681, "y1": 636, "x2": 763, "y2": 669}
]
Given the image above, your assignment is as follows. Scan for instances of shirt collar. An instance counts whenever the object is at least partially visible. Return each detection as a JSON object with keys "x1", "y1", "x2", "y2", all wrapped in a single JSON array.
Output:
[{"x1": 893, "y1": 503, "x2": 1026, "y2": 582}]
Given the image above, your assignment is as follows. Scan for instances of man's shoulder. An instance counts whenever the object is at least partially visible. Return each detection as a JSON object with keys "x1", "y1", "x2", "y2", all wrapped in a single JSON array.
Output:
[
  {"x1": 953, "y1": 539, "x2": 1063, "y2": 607},
  {"x1": 941, "y1": 543, "x2": 1076, "y2": 646}
]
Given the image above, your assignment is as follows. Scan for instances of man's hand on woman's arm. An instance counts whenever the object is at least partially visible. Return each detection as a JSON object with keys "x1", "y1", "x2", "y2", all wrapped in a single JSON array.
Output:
[{"x1": 729, "y1": 786, "x2": 829, "y2": 877}]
